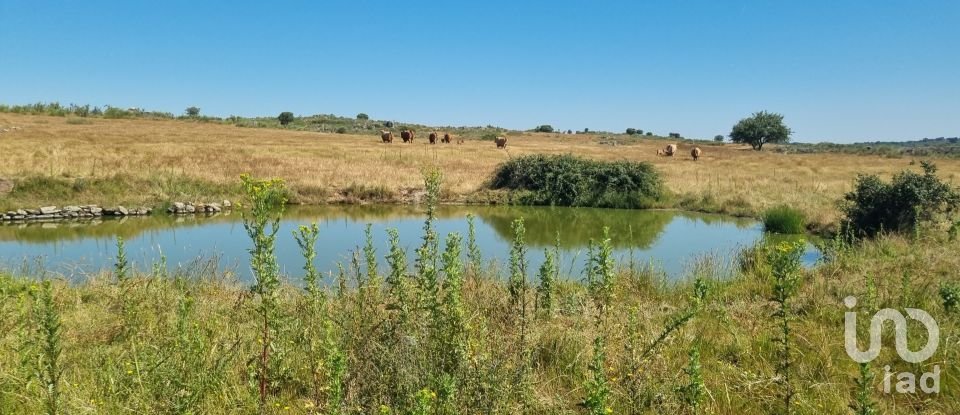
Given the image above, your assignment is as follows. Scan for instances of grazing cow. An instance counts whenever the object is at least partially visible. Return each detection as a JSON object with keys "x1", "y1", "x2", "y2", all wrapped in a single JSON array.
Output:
[
  {"x1": 457, "y1": 137, "x2": 464, "y2": 144},
  {"x1": 495, "y1": 136, "x2": 507, "y2": 148},
  {"x1": 664, "y1": 144, "x2": 677, "y2": 156},
  {"x1": 691, "y1": 147, "x2": 702, "y2": 161},
  {"x1": 380, "y1": 130, "x2": 393, "y2": 143},
  {"x1": 429, "y1": 132, "x2": 438, "y2": 144},
  {"x1": 401, "y1": 130, "x2": 415, "y2": 143},
  {"x1": 442, "y1": 133, "x2": 452, "y2": 143}
]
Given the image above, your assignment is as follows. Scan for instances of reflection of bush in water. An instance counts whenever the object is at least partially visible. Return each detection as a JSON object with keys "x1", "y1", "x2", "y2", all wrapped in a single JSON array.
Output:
[{"x1": 477, "y1": 207, "x2": 679, "y2": 249}]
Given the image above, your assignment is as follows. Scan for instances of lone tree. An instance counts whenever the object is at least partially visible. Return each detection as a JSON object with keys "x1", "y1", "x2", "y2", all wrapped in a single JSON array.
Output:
[
  {"x1": 278, "y1": 112, "x2": 295, "y2": 126},
  {"x1": 714, "y1": 134, "x2": 725, "y2": 142},
  {"x1": 185, "y1": 106, "x2": 200, "y2": 117},
  {"x1": 535, "y1": 125, "x2": 554, "y2": 133},
  {"x1": 730, "y1": 111, "x2": 792, "y2": 150},
  {"x1": 625, "y1": 128, "x2": 637, "y2": 135},
  {"x1": 356, "y1": 113, "x2": 369, "y2": 120}
]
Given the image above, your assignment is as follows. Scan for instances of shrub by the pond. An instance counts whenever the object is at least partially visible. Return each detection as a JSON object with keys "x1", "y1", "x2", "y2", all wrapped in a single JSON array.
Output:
[
  {"x1": 489, "y1": 154, "x2": 663, "y2": 208},
  {"x1": 763, "y1": 205, "x2": 806, "y2": 234},
  {"x1": 841, "y1": 161, "x2": 960, "y2": 237}
]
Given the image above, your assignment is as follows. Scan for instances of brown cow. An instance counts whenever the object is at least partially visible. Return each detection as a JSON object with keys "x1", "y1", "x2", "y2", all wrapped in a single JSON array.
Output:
[
  {"x1": 457, "y1": 137, "x2": 464, "y2": 144},
  {"x1": 441, "y1": 133, "x2": 451, "y2": 143},
  {"x1": 401, "y1": 130, "x2": 415, "y2": 143},
  {"x1": 380, "y1": 130, "x2": 393, "y2": 143},
  {"x1": 429, "y1": 132, "x2": 438, "y2": 144},
  {"x1": 691, "y1": 147, "x2": 702, "y2": 161},
  {"x1": 495, "y1": 136, "x2": 507, "y2": 148}
]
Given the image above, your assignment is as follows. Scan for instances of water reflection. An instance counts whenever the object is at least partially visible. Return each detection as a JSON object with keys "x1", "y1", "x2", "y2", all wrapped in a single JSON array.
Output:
[{"x1": 0, "y1": 205, "x2": 815, "y2": 281}]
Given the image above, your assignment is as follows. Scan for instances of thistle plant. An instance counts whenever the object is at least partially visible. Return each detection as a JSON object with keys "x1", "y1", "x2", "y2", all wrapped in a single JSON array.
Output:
[
  {"x1": 240, "y1": 174, "x2": 287, "y2": 412},
  {"x1": 438, "y1": 232, "x2": 466, "y2": 410},
  {"x1": 586, "y1": 227, "x2": 615, "y2": 321},
  {"x1": 767, "y1": 240, "x2": 805, "y2": 415},
  {"x1": 114, "y1": 236, "x2": 130, "y2": 283},
  {"x1": 293, "y1": 223, "x2": 321, "y2": 298},
  {"x1": 30, "y1": 281, "x2": 63, "y2": 415},
  {"x1": 582, "y1": 335, "x2": 611, "y2": 415},
  {"x1": 466, "y1": 213, "x2": 482, "y2": 277},
  {"x1": 416, "y1": 168, "x2": 443, "y2": 320},
  {"x1": 535, "y1": 248, "x2": 556, "y2": 317},
  {"x1": 508, "y1": 218, "x2": 532, "y2": 410},
  {"x1": 677, "y1": 343, "x2": 705, "y2": 413},
  {"x1": 364, "y1": 223, "x2": 380, "y2": 283}
]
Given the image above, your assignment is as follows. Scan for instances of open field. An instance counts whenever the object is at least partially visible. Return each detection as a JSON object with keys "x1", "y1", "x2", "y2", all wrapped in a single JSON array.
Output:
[
  {"x1": 4, "y1": 113, "x2": 960, "y2": 229},
  {"x1": 2, "y1": 114, "x2": 960, "y2": 414}
]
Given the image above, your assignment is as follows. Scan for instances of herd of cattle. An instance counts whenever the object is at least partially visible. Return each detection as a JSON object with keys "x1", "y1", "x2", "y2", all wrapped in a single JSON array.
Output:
[
  {"x1": 658, "y1": 143, "x2": 703, "y2": 160},
  {"x1": 378, "y1": 129, "x2": 702, "y2": 159},
  {"x1": 380, "y1": 129, "x2": 508, "y2": 148}
]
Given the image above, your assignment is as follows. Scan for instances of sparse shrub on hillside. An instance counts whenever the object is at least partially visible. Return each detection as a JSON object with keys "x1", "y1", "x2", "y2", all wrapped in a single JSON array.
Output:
[
  {"x1": 335, "y1": 127, "x2": 347, "y2": 134},
  {"x1": 278, "y1": 111, "x2": 294, "y2": 126},
  {"x1": 645, "y1": 132, "x2": 653, "y2": 136},
  {"x1": 489, "y1": 154, "x2": 663, "y2": 208},
  {"x1": 714, "y1": 135, "x2": 724, "y2": 142},
  {"x1": 356, "y1": 113, "x2": 369, "y2": 120},
  {"x1": 669, "y1": 132, "x2": 681, "y2": 139},
  {"x1": 185, "y1": 107, "x2": 200, "y2": 117},
  {"x1": 763, "y1": 205, "x2": 806, "y2": 234},
  {"x1": 534, "y1": 125, "x2": 554, "y2": 133},
  {"x1": 841, "y1": 161, "x2": 960, "y2": 237},
  {"x1": 625, "y1": 128, "x2": 637, "y2": 135}
]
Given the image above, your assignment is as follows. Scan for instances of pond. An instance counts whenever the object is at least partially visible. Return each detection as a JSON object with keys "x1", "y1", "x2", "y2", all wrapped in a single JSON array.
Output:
[{"x1": 0, "y1": 205, "x2": 819, "y2": 282}]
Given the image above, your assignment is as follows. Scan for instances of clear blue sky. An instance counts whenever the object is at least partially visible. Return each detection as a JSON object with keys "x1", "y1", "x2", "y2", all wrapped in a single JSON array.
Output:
[{"x1": 1, "y1": 1, "x2": 957, "y2": 143}]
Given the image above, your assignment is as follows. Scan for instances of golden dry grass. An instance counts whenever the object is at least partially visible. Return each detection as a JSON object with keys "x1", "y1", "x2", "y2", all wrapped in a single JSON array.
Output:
[{"x1": 3, "y1": 113, "x2": 959, "y2": 227}]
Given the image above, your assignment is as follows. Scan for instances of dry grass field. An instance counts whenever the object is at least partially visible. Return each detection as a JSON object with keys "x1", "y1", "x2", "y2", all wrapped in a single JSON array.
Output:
[{"x1": 3, "y1": 113, "x2": 959, "y2": 228}]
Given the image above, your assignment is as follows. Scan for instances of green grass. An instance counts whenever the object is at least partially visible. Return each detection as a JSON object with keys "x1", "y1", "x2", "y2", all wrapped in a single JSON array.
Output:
[{"x1": 763, "y1": 205, "x2": 807, "y2": 234}]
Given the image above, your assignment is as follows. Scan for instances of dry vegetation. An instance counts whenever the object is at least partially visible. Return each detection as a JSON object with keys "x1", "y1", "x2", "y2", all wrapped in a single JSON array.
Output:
[{"x1": 3, "y1": 113, "x2": 960, "y2": 228}]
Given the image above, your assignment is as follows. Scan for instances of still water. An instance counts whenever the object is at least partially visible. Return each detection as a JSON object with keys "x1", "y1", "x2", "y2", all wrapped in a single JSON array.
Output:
[{"x1": 0, "y1": 205, "x2": 818, "y2": 281}]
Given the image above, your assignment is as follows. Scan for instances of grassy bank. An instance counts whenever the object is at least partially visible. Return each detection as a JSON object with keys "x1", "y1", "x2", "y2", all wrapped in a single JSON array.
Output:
[{"x1": 6, "y1": 113, "x2": 960, "y2": 228}]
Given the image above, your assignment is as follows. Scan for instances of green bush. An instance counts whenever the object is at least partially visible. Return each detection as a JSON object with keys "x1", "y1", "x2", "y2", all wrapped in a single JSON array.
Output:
[
  {"x1": 763, "y1": 205, "x2": 806, "y2": 234},
  {"x1": 535, "y1": 125, "x2": 554, "y2": 133},
  {"x1": 278, "y1": 112, "x2": 294, "y2": 126},
  {"x1": 625, "y1": 128, "x2": 637, "y2": 135},
  {"x1": 841, "y1": 161, "x2": 960, "y2": 237},
  {"x1": 335, "y1": 127, "x2": 347, "y2": 134},
  {"x1": 714, "y1": 135, "x2": 724, "y2": 142},
  {"x1": 489, "y1": 154, "x2": 663, "y2": 208}
]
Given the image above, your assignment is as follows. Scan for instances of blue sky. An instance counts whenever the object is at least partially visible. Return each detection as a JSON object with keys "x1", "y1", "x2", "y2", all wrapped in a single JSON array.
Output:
[{"x1": 1, "y1": 1, "x2": 957, "y2": 143}]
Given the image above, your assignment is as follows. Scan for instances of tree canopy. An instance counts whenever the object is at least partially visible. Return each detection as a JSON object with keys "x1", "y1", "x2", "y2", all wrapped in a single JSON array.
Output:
[
  {"x1": 278, "y1": 112, "x2": 295, "y2": 126},
  {"x1": 729, "y1": 111, "x2": 792, "y2": 150}
]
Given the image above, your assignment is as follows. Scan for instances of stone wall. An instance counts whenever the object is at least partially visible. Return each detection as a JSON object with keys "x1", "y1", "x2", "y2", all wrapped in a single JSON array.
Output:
[
  {"x1": 0, "y1": 205, "x2": 150, "y2": 221},
  {"x1": 0, "y1": 200, "x2": 233, "y2": 222}
]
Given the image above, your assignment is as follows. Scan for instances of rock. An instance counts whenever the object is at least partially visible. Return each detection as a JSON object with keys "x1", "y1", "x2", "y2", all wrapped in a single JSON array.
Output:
[
  {"x1": 89, "y1": 207, "x2": 103, "y2": 215},
  {"x1": 25, "y1": 209, "x2": 39, "y2": 215},
  {"x1": 16, "y1": 209, "x2": 27, "y2": 216},
  {"x1": 12, "y1": 215, "x2": 24, "y2": 220},
  {"x1": 136, "y1": 207, "x2": 148, "y2": 215},
  {"x1": 1, "y1": 215, "x2": 9, "y2": 221},
  {"x1": 173, "y1": 202, "x2": 185, "y2": 211},
  {"x1": 222, "y1": 200, "x2": 232, "y2": 208},
  {"x1": 63, "y1": 206, "x2": 81, "y2": 212},
  {"x1": 185, "y1": 204, "x2": 196, "y2": 213},
  {"x1": 39, "y1": 206, "x2": 59, "y2": 215},
  {"x1": 116, "y1": 206, "x2": 129, "y2": 216}
]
